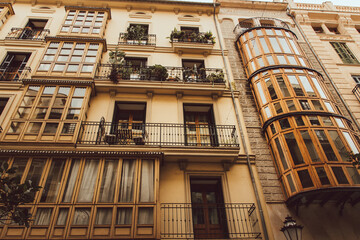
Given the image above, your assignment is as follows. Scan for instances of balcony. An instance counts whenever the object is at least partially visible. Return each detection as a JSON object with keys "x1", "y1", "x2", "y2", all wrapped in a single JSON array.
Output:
[
  {"x1": 6, "y1": 27, "x2": 50, "y2": 41},
  {"x1": 234, "y1": 17, "x2": 290, "y2": 38},
  {"x1": 118, "y1": 32, "x2": 156, "y2": 46},
  {"x1": 169, "y1": 30, "x2": 215, "y2": 54},
  {"x1": 353, "y1": 84, "x2": 360, "y2": 102},
  {"x1": 0, "y1": 66, "x2": 31, "y2": 81},
  {"x1": 77, "y1": 121, "x2": 238, "y2": 147},
  {"x1": 95, "y1": 64, "x2": 225, "y2": 84},
  {"x1": 161, "y1": 203, "x2": 261, "y2": 239}
]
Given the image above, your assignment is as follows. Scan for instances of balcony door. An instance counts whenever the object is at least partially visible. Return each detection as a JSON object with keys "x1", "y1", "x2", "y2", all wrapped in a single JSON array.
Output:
[
  {"x1": 0, "y1": 53, "x2": 30, "y2": 81},
  {"x1": 182, "y1": 59, "x2": 206, "y2": 82},
  {"x1": 184, "y1": 104, "x2": 217, "y2": 146},
  {"x1": 190, "y1": 177, "x2": 228, "y2": 239},
  {"x1": 21, "y1": 19, "x2": 47, "y2": 39}
]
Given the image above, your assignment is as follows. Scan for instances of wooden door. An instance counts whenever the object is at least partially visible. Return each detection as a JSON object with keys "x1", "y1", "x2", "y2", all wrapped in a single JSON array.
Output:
[{"x1": 190, "y1": 178, "x2": 228, "y2": 239}]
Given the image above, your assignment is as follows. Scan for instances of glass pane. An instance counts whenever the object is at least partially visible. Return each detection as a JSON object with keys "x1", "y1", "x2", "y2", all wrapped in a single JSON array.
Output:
[
  {"x1": 99, "y1": 160, "x2": 118, "y2": 202},
  {"x1": 284, "y1": 132, "x2": 305, "y2": 165},
  {"x1": 315, "y1": 167, "x2": 330, "y2": 185},
  {"x1": 73, "y1": 88, "x2": 86, "y2": 97},
  {"x1": 308, "y1": 116, "x2": 320, "y2": 126},
  {"x1": 312, "y1": 100, "x2": 323, "y2": 110},
  {"x1": 116, "y1": 208, "x2": 132, "y2": 225},
  {"x1": 95, "y1": 208, "x2": 112, "y2": 225},
  {"x1": 297, "y1": 169, "x2": 314, "y2": 188},
  {"x1": 56, "y1": 209, "x2": 68, "y2": 225},
  {"x1": 72, "y1": 208, "x2": 91, "y2": 225},
  {"x1": 259, "y1": 38, "x2": 269, "y2": 53},
  {"x1": 299, "y1": 76, "x2": 315, "y2": 97},
  {"x1": 139, "y1": 160, "x2": 154, "y2": 202},
  {"x1": 11, "y1": 158, "x2": 28, "y2": 179},
  {"x1": 286, "y1": 174, "x2": 296, "y2": 193},
  {"x1": 328, "y1": 130, "x2": 349, "y2": 162},
  {"x1": 43, "y1": 123, "x2": 59, "y2": 134},
  {"x1": 274, "y1": 138, "x2": 289, "y2": 170},
  {"x1": 77, "y1": 159, "x2": 99, "y2": 202},
  {"x1": 26, "y1": 158, "x2": 45, "y2": 186},
  {"x1": 331, "y1": 167, "x2": 349, "y2": 184},
  {"x1": 315, "y1": 130, "x2": 338, "y2": 162},
  {"x1": 256, "y1": 82, "x2": 267, "y2": 105},
  {"x1": 265, "y1": 78, "x2": 277, "y2": 100},
  {"x1": 342, "y1": 132, "x2": 359, "y2": 154},
  {"x1": 346, "y1": 167, "x2": 360, "y2": 184},
  {"x1": 279, "y1": 119, "x2": 290, "y2": 129},
  {"x1": 269, "y1": 37, "x2": 281, "y2": 52},
  {"x1": 322, "y1": 117, "x2": 333, "y2": 126},
  {"x1": 34, "y1": 208, "x2": 52, "y2": 225},
  {"x1": 288, "y1": 75, "x2": 304, "y2": 96},
  {"x1": 138, "y1": 208, "x2": 153, "y2": 225},
  {"x1": 41, "y1": 158, "x2": 66, "y2": 202},
  {"x1": 274, "y1": 102, "x2": 283, "y2": 114},
  {"x1": 312, "y1": 77, "x2": 327, "y2": 99},
  {"x1": 295, "y1": 116, "x2": 305, "y2": 126},
  {"x1": 119, "y1": 160, "x2": 135, "y2": 202},
  {"x1": 300, "y1": 131, "x2": 320, "y2": 162},
  {"x1": 276, "y1": 76, "x2": 290, "y2": 97},
  {"x1": 62, "y1": 159, "x2": 81, "y2": 202}
]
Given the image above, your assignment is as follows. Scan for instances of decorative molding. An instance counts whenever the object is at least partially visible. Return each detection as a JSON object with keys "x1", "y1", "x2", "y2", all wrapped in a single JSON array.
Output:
[{"x1": 129, "y1": 12, "x2": 152, "y2": 19}]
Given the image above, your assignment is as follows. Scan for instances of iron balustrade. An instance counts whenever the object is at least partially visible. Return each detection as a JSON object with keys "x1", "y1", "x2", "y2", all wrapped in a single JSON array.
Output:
[
  {"x1": 161, "y1": 203, "x2": 261, "y2": 239},
  {"x1": 118, "y1": 33, "x2": 156, "y2": 46},
  {"x1": 0, "y1": 67, "x2": 31, "y2": 81},
  {"x1": 95, "y1": 64, "x2": 225, "y2": 83},
  {"x1": 234, "y1": 17, "x2": 290, "y2": 38},
  {"x1": 6, "y1": 28, "x2": 50, "y2": 40},
  {"x1": 353, "y1": 84, "x2": 360, "y2": 103},
  {"x1": 78, "y1": 121, "x2": 239, "y2": 147},
  {"x1": 170, "y1": 32, "x2": 215, "y2": 44}
]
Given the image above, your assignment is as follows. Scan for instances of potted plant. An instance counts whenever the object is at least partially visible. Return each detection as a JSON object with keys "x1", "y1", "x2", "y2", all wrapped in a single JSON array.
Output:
[
  {"x1": 124, "y1": 25, "x2": 147, "y2": 44},
  {"x1": 204, "y1": 31, "x2": 216, "y2": 44},
  {"x1": 108, "y1": 48, "x2": 126, "y2": 83},
  {"x1": 206, "y1": 70, "x2": 224, "y2": 83},
  {"x1": 169, "y1": 28, "x2": 185, "y2": 42},
  {"x1": 150, "y1": 64, "x2": 168, "y2": 81}
]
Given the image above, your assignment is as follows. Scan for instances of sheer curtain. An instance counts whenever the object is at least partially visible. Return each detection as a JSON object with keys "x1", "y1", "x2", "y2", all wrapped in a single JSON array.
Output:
[
  {"x1": 139, "y1": 160, "x2": 154, "y2": 202},
  {"x1": 95, "y1": 208, "x2": 112, "y2": 225},
  {"x1": 116, "y1": 208, "x2": 132, "y2": 225},
  {"x1": 77, "y1": 159, "x2": 99, "y2": 202},
  {"x1": 34, "y1": 208, "x2": 52, "y2": 225},
  {"x1": 119, "y1": 160, "x2": 135, "y2": 202},
  {"x1": 62, "y1": 159, "x2": 81, "y2": 202},
  {"x1": 56, "y1": 208, "x2": 69, "y2": 225},
  {"x1": 99, "y1": 160, "x2": 117, "y2": 202},
  {"x1": 41, "y1": 159, "x2": 66, "y2": 202},
  {"x1": 72, "y1": 208, "x2": 90, "y2": 225}
]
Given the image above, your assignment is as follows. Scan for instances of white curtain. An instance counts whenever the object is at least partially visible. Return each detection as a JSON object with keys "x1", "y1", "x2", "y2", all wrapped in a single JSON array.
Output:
[
  {"x1": 99, "y1": 160, "x2": 117, "y2": 202},
  {"x1": 62, "y1": 160, "x2": 80, "y2": 202},
  {"x1": 138, "y1": 208, "x2": 153, "y2": 224},
  {"x1": 56, "y1": 208, "x2": 68, "y2": 225},
  {"x1": 119, "y1": 160, "x2": 135, "y2": 202},
  {"x1": 139, "y1": 160, "x2": 154, "y2": 202},
  {"x1": 34, "y1": 208, "x2": 52, "y2": 225},
  {"x1": 116, "y1": 208, "x2": 132, "y2": 224},
  {"x1": 72, "y1": 208, "x2": 90, "y2": 225},
  {"x1": 77, "y1": 159, "x2": 99, "y2": 202}
]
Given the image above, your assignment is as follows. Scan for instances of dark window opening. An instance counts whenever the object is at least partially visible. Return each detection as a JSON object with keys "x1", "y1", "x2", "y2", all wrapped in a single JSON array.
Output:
[
  {"x1": 0, "y1": 53, "x2": 30, "y2": 81},
  {"x1": 180, "y1": 26, "x2": 199, "y2": 35},
  {"x1": 0, "y1": 98, "x2": 8, "y2": 116},
  {"x1": 184, "y1": 104, "x2": 217, "y2": 147},
  {"x1": 328, "y1": 27, "x2": 339, "y2": 34},
  {"x1": 182, "y1": 59, "x2": 206, "y2": 82},
  {"x1": 352, "y1": 75, "x2": 360, "y2": 84},
  {"x1": 129, "y1": 24, "x2": 149, "y2": 35},
  {"x1": 20, "y1": 19, "x2": 48, "y2": 39},
  {"x1": 312, "y1": 26, "x2": 324, "y2": 33}
]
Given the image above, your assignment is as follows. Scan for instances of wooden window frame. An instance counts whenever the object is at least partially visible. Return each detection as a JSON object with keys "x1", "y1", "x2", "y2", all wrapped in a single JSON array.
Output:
[{"x1": 330, "y1": 42, "x2": 359, "y2": 64}]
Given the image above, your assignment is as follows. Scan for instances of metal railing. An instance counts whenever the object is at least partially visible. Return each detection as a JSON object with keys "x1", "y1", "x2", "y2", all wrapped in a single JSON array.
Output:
[
  {"x1": 77, "y1": 121, "x2": 238, "y2": 147},
  {"x1": 161, "y1": 203, "x2": 261, "y2": 239},
  {"x1": 6, "y1": 28, "x2": 50, "y2": 40},
  {"x1": 118, "y1": 33, "x2": 156, "y2": 46},
  {"x1": 95, "y1": 64, "x2": 225, "y2": 84},
  {"x1": 352, "y1": 84, "x2": 360, "y2": 102},
  {"x1": 0, "y1": 67, "x2": 31, "y2": 81},
  {"x1": 170, "y1": 31, "x2": 215, "y2": 44},
  {"x1": 234, "y1": 17, "x2": 290, "y2": 38}
]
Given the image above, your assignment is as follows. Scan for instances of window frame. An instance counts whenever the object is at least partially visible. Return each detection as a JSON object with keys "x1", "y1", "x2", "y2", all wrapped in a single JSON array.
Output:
[{"x1": 330, "y1": 42, "x2": 359, "y2": 64}]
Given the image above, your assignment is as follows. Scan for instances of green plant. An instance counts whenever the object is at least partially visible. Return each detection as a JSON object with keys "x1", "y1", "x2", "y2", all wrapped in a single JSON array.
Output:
[
  {"x1": 203, "y1": 31, "x2": 215, "y2": 44},
  {"x1": 124, "y1": 25, "x2": 147, "y2": 43},
  {"x1": 206, "y1": 70, "x2": 224, "y2": 83},
  {"x1": 350, "y1": 153, "x2": 360, "y2": 169},
  {"x1": 169, "y1": 28, "x2": 185, "y2": 42},
  {"x1": 108, "y1": 48, "x2": 126, "y2": 83},
  {"x1": 0, "y1": 162, "x2": 41, "y2": 227},
  {"x1": 150, "y1": 64, "x2": 168, "y2": 81}
]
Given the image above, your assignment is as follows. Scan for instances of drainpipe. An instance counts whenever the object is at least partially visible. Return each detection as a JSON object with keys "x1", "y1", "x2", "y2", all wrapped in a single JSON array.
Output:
[
  {"x1": 287, "y1": 8, "x2": 360, "y2": 132},
  {"x1": 212, "y1": 2, "x2": 270, "y2": 240}
]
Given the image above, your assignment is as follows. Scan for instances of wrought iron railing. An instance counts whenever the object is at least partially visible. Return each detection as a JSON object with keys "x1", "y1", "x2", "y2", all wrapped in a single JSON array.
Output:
[
  {"x1": 0, "y1": 67, "x2": 31, "y2": 81},
  {"x1": 161, "y1": 203, "x2": 261, "y2": 239},
  {"x1": 6, "y1": 28, "x2": 50, "y2": 40},
  {"x1": 77, "y1": 121, "x2": 238, "y2": 147},
  {"x1": 353, "y1": 84, "x2": 360, "y2": 103},
  {"x1": 170, "y1": 31, "x2": 215, "y2": 44},
  {"x1": 118, "y1": 33, "x2": 156, "y2": 45},
  {"x1": 234, "y1": 17, "x2": 290, "y2": 38},
  {"x1": 95, "y1": 64, "x2": 225, "y2": 83}
]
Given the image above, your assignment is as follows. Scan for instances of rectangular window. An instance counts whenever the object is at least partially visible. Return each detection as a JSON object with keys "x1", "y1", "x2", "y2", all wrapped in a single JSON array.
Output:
[
  {"x1": 284, "y1": 132, "x2": 305, "y2": 165},
  {"x1": 330, "y1": 42, "x2": 359, "y2": 64},
  {"x1": 0, "y1": 52, "x2": 30, "y2": 81},
  {"x1": 37, "y1": 41, "x2": 100, "y2": 74},
  {"x1": 61, "y1": 9, "x2": 106, "y2": 35},
  {"x1": 352, "y1": 75, "x2": 360, "y2": 84}
]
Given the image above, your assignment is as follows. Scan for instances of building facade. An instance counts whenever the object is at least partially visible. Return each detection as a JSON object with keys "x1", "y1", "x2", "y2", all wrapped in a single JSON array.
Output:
[
  {"x1": 0, "y1": 0, "x2": 267, "y2": 239},
  {"x1": 218, "y1": 0, "x2": 360, "y2": 240}
]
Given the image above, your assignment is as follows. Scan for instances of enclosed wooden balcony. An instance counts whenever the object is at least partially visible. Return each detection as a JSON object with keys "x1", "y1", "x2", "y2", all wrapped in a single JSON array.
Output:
[
  {"x1": 160, "y1": 203, "x2": 261, "y2": 239},
  {"x1": 234, "y1": 17, "x2": 290, "y2": 38},
  {"x1": 77, "y1": 121, "x2": 238, "y2": 147}
]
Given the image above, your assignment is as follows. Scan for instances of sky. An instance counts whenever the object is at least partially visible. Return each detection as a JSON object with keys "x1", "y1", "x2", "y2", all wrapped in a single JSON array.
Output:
[{"x1": 179, "y1": 0, "x2": 360, "y2": 7}]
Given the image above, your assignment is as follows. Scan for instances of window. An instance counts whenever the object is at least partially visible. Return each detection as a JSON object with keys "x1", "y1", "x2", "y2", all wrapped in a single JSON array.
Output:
[
  {"x1": 6, "y1": 85, "x2": 88, "y2": 141},
  {"x1": 312, "y1": 26, "x2": 324, "y2": 33},
  {"x1": 123, "y1": 57, "x2": 147, "y2": 80},
  {"x1": 328, "y1": 26, "x2": 339, "y2": 34},
  {"x1": 0, "y1": 52, "x2": 30, "y2": 81},
  {"x1": 330, "y1": 42, "x2": 359, "y2": 64},
  {"x1": 352, "y1": 75, "x2": 360, "y2": 84},
  {"x1": 0, "y1": 98, "x2": 8, "y2": 116},
  {"x1": 182, "y1": 59, "x2": 206, "y2": 82},
  {"x1": 184, "y1": 104, "x2": 217, "y2": 146},
  {"x1": 37, "y1": 41, "x2": 100, "y2": 74},
  {"x1": 61, "y1": 9, "x2": 106, "y2": 35},
  {"x1": 20, "y1": 19, "x2": 48, "y2": 39},
  {"x1": 0, "y1": 4, "x2": 13, "y2": 29}
]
